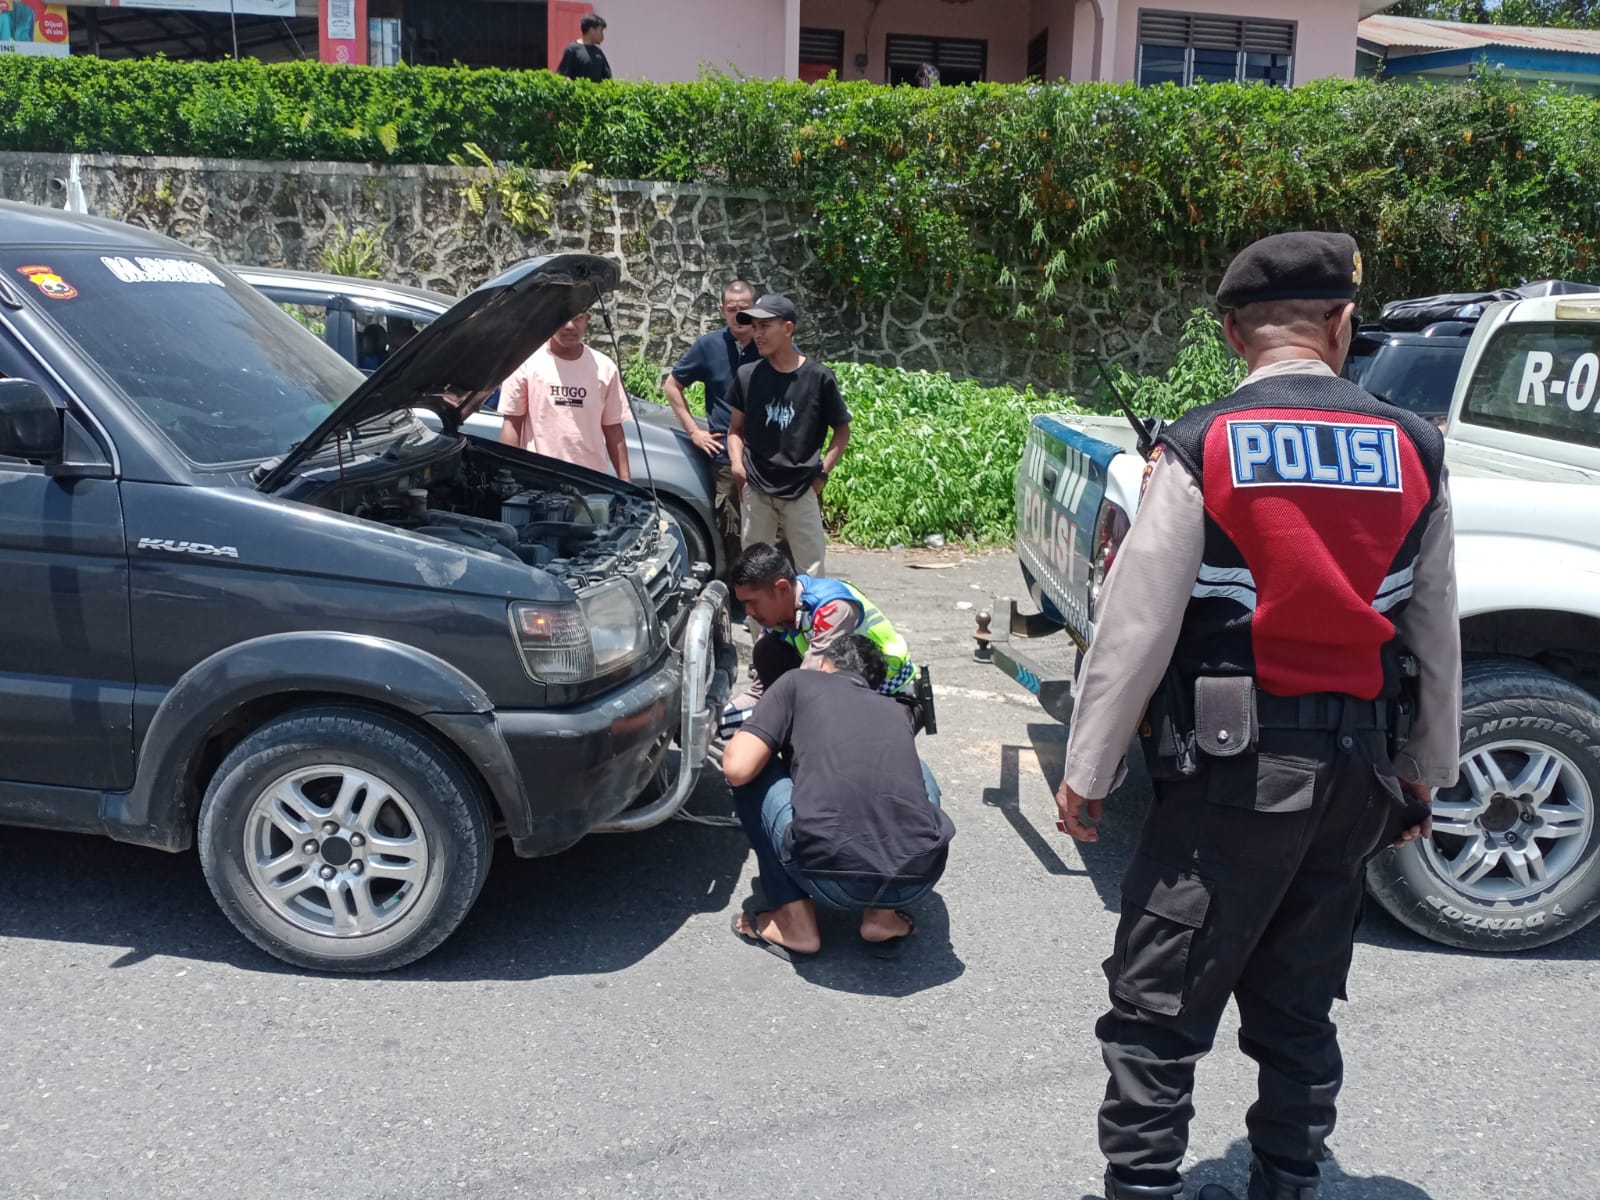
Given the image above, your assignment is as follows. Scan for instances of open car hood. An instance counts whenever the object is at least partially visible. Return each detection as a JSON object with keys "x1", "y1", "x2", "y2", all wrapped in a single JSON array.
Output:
[{"x1": 255, "y1": 253, "x2": 622, "y2": 492}]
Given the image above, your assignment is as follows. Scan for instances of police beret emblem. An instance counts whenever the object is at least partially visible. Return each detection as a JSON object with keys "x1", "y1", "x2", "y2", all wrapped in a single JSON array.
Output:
[{"x1": 1352, "y1": 250, "x2": 1364, "y2": 286}]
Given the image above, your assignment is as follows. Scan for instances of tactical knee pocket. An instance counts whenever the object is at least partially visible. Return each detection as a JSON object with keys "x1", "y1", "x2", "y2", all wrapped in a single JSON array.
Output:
[{"x1": 1111, "y1": 855, "x2": 1213, "y2": 1017}]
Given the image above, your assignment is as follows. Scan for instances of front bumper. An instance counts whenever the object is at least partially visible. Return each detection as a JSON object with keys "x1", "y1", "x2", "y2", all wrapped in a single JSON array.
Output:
[{"x1": 489, "y1": 581, "x2": 735, "y2": 857}]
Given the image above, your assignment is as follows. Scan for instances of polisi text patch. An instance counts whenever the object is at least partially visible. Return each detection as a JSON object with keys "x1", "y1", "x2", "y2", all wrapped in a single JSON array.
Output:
[{"x1": 1226, "y1": 419, "x2": 1402, "y2": 492}]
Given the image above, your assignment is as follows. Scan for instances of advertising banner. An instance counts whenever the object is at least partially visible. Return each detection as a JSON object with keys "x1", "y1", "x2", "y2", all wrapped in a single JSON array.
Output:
[
  {"x1": 318, "y1": 0, "x2": 366, "y2": 65},
  {"x1": 0, "y1": 1, "x2": 69, "y2": 57},
  {"x1": 108, "y1": 1, "x2": 297, "y2": 15}
]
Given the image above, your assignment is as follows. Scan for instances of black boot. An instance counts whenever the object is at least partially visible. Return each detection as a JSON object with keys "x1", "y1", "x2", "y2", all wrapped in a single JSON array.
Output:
[
  {"x1": 1103, "y1": 1168, "x2": 1183, "y2": 1200},
  {"x1": 1197, "y1": 1155, "x2": 1320, "y2": 1200}
]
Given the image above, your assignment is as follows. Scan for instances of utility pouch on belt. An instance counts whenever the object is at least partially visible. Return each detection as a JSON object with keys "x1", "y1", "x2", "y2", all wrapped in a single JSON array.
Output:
[
  {"x1": 1193, "y1": 676, "x2": 1258, "y2": 758},
  {"x1": 1140, "y1": 666, "x2": 1198, "y2": 778}
]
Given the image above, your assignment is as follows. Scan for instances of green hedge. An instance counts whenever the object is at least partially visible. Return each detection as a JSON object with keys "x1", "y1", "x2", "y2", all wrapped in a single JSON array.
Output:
[{"x1": 5, "y1": 57, "x2": 1600, "y2": 322}]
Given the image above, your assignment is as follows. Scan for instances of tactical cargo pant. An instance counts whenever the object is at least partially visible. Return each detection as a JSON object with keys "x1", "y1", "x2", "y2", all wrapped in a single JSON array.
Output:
[{"x1": 1097, "y1": 725, "x2": 1402, "y2": 1185}]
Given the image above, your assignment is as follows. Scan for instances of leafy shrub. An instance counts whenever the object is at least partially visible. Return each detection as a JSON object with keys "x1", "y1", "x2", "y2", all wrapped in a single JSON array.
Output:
[
  {"x1": 5, "y1": 59, "x2": 1599, "y2": 321},
  {"x1": 814, "y1": 363, "x2": 1079, "y2": 547},
  {"x1": 319, "y1": 222, "x2": 387, "y2": 279},
  {"x1": 1106, "y1": 309, "x2": 1246, "y2": 421}
]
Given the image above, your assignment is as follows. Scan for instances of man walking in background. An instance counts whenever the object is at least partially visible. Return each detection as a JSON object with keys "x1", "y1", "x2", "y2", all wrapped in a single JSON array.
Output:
[
  {"x1": 556, "y1": 14, "x2": 612, "y2": 83},
  {"x1": 498, "y1": 311, "x2": 631, "y2": 480},
  {"x1": 725, "y1": 293, "x2": 850, "y2": 578},
  {"x1": 665, "y1": 279, "x2": 760, "y2": 571}
]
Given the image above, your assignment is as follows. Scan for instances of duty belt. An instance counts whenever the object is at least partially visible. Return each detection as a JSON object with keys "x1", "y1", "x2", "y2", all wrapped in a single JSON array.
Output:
[{"x1": 1255, "y1": 691, "x2": 1390, "y2": 733}]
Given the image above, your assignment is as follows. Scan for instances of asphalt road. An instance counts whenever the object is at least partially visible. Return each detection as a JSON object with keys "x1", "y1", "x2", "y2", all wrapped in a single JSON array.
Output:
[{"x1": 3, "y1": 547, "x2": 1597, "y2": 1200}]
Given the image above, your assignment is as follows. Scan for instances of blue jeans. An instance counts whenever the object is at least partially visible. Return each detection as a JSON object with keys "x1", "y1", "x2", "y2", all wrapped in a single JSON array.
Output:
[{"x1": 732, "y1": 761, "x2": 945, "y2": 911}]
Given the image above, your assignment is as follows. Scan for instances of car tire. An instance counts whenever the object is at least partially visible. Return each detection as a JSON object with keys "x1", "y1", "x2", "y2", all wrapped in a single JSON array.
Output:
[
  {"x1": 662, "y1": 497, "x2": 715, "y2": 576},
  {"x1": 197, "y1": 705, "x2": 493, "y2": 973},
  {"x1": 1366, "y1": 659, "x2": 1600, "y2": 951}
]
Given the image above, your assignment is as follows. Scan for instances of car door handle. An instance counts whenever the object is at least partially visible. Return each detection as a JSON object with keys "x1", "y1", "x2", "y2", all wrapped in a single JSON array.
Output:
[{"x1": 1041, "y1": 466, "x2": 1059, "y2": 493}]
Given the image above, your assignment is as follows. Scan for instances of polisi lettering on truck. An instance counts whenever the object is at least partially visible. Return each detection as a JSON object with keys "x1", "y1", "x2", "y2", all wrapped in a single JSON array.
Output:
[
  {"x1": 1227, "y1": 419, "x2": 1402, "y2": 491},
  {"x1": 1517, "y1": 350, "x2": 1600, "y2": 411}
]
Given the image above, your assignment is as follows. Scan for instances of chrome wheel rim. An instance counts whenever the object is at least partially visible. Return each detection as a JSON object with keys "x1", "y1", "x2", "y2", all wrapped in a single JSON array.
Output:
[
  {"x1": 244, "y1": 765, "x2": 431, "y2": 938},
  {"x1": 1424, "y1": 740, "x2": 1596, "y2": 904}
]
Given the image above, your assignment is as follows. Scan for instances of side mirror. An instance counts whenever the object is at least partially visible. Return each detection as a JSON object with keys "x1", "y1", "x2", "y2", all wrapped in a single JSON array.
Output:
[{"x1": 0, "y1": 379, "x2": 64, "y2": 465}]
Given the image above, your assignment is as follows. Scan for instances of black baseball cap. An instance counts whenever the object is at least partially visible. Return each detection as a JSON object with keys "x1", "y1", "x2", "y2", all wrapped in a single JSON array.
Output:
[
  {"x1": 736, "y1": 293, "x2": 798, "y2": 326},
  {"x1": 1216, "y1": 231, "x2": 1363, "y2": 310}
]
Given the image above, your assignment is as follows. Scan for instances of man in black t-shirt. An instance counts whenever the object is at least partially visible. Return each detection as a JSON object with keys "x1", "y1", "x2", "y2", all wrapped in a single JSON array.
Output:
[
  {"x1": 722, "y1": 636, "x2": 953, "y2": 961},
  {"x1": 725, "y1": 293, "x2": 850, "y2": 578},
  {"x1": 556, "y1": 13, "x2": 612, "y2": 83}
]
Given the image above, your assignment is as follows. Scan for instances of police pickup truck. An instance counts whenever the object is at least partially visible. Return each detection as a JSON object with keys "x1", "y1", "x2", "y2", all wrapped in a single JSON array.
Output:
[
  {"x1": 985, "y1": 295, "x2": 1600, "y2": 952},
  {"x1": 0, "y1": 204, "x2": 735, "y2": 973}
]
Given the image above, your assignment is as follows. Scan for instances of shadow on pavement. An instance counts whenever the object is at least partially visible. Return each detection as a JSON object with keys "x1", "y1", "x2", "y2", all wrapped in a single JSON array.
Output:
[
  {"x1": 726, "y1": 888, "x2": 966, "y2": 997},
  {"x1": 1179, "y1": 1139, "x2": 1441, "y2": 1199},
  {"x1": 984, "y1": 721, "x2": 1148, "y2": 912},
  {"x1": 0, "y1": 772, "x2": 750, "y2": 981}
]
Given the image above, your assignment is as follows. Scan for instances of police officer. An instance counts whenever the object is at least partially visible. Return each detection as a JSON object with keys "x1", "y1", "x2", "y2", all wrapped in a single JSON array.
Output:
[
  {"x1": 1055, "y1": 232, "x2": 1461, "y2": 1200},
  {"x1": 724, "y1": 541, "x2": 927, "y2": 729}
]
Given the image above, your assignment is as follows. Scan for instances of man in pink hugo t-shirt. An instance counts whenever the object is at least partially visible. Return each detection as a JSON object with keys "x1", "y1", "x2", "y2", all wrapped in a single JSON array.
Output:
[{"x1": 498, "y1": 311, "x2": 632, "y2": 480}]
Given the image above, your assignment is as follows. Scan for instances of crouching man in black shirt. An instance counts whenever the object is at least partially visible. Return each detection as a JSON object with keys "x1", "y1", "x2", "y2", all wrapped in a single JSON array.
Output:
[{"x1": 721, "y1": 635, "x2": 954, "y2": 960}]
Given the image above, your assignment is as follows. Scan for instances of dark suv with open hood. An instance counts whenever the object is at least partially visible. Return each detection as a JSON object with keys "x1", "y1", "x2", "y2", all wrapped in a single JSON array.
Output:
[{"x1": 0, "y1": 203, "x2": 735, "y2": 972}]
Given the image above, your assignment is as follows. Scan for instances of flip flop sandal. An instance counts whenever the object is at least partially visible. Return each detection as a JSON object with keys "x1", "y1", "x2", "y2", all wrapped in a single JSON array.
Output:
[
  {"x1": 863, "y1": 910, "x2": 917, "y2": 959},
  {"x1": 731, "y1": 910, "x2": 798, "y2": 962}
]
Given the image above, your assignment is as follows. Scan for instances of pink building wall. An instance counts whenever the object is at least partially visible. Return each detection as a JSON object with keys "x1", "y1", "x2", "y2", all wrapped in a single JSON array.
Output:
[
  {"x1": 798, "y1": 0, "x2": 1031, "y2": 85},
  {"x1": 1107, "y1": 0, "x2": 1364, "y2": 85},
  {"x1": 596, "y1": 0, "x2": 798, "y2": 83},
  {"x1": 582, "y1": 0, "x2": 1369, "y2": 86}
]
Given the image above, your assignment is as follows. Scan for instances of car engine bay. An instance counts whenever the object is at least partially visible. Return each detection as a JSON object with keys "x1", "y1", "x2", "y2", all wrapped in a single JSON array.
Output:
[{"x1": 334, "y1": 448, "x2": 668, "y2": 592}]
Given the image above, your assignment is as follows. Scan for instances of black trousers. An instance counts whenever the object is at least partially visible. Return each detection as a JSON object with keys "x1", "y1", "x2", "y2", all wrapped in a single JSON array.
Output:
[{"x1": 1097, "y1": 728, "x2": 1401, "y2": 1184}]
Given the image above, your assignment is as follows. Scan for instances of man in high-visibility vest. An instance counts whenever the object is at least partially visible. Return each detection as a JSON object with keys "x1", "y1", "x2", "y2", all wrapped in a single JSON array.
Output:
[{"x1": 722, "y1": 542, "x2": 927, "y2": 734}]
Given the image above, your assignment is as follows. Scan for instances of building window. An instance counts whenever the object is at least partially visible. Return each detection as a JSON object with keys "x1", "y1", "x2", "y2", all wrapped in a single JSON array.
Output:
[
  {"x1": 799, "y1": 27, "x2": 844, "y2": 83},
  {"x1": 1027, "y1": 29, "x2": 1049, "y2": 81},
  {"x1": 1135, "y1": 10, "x2": 1294, "y2": 87},
  {"x1": 885, "y1": 35, "x2": 987, "y2": 86}
]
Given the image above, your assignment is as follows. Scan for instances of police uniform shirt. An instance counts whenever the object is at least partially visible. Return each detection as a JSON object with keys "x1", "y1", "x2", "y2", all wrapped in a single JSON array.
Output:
[{"x1": 1061, "y1": 357, "x2": 1462, "y2": 800}]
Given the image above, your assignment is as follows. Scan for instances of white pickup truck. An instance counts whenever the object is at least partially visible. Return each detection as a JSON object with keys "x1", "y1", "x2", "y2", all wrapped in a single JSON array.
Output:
[{"x1": 984, "y1": 293, "x2": 1600, "y2": 951}]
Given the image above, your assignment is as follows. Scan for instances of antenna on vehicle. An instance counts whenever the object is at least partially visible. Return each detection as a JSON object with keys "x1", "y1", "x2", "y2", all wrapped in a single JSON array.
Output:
[
  {"x1": 593, "y1": 286, "x2": 663, "y2": 527},
  {"x1": 1086, "y1": 352, "x2": 1163, "y2": 461}
]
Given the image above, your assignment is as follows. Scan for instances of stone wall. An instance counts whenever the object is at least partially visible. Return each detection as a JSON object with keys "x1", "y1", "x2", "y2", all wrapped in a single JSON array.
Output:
[{"x1": 0, "y1": 152, "x2": 1211, "y2": 391}]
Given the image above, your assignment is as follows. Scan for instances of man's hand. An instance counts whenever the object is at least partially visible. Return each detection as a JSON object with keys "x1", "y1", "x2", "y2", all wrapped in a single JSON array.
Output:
[
  {"x1": 1056, "y1": 781, "x2": 1104, "y2": 842},
  {"x1": 811, "y1": 475, "x2": 825, "y2": 495},
  {"x1": 1393, "y1": 779, "x2": 1433, "y2": 846},
  {"x1": 691, "y1": 429, "x2": 724, "y2": 458},
  {"x1": 731, "y1": 460, "x2": 748, "y2": 487}
]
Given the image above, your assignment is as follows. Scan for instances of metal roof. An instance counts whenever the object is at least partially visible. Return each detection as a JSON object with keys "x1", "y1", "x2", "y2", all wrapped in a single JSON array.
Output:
[{"x1": 1358, "y1": 14, "x2": 1600, "y2": 57}]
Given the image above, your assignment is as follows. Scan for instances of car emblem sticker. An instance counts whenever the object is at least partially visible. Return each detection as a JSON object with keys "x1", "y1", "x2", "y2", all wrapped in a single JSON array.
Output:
[{"x1": 15, "y1": 264, "x2": 77, "y2": 300}]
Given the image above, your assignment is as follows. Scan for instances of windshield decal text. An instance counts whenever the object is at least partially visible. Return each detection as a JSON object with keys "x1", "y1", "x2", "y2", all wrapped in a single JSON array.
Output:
[
  {"x1": 100, "y1": 256, "x2": 226, "y2": 288},
  {"x1": 1517, "y1": 350, "x2": 1600, "y2": 412}
]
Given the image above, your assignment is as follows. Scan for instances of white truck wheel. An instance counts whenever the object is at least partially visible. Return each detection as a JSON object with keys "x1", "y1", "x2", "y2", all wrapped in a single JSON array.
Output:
[{"x1": 1367, "y1": 659, "x2": 1600, "y2": 951}]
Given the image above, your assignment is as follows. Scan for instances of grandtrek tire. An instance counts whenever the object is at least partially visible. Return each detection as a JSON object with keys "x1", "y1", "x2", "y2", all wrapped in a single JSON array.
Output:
[
  {"x1": 197, "y1": 706, "x2": 493, "y2": 973},
  {"x1": 1367, "y1": 659, "x2": 1600, "y2": 952}
]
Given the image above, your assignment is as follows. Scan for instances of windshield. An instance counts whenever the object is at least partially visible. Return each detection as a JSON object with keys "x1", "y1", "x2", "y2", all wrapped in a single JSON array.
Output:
[
  {"x1": 8, "y1": 250, "x2": 363, "y2": 466},
  {"x1": 1349, "y1": 341, "x2": 1465, "y2": 416},
  {"x1": 1461, "y1": 321, "x2": 1600, "y2": 449}
]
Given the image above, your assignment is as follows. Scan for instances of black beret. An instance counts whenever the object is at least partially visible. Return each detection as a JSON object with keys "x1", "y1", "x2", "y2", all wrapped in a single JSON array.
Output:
[{"x1": 1216, "y1": 231, "x2": 1363, "y2": 310}]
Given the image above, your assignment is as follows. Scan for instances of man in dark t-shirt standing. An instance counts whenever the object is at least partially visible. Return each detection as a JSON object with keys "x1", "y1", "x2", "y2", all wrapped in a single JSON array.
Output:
[
  {"x1": 722, "y1": 636, "x2": 953, "y2": 960},
  {"x1": 725, "y1": 293, "x2": 850, "y2": 577},
  {"x1": 665, "y1": 279, "x2": 760, "y2": 571},
  {"x1": 556, "y1": 13, "x2": 612, "y2": 83}
]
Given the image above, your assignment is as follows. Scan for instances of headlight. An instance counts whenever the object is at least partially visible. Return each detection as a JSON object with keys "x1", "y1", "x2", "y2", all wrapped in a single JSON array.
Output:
[
  {"x1": 510, "y1": 580, "x2": 650, "y2": 683},
  {"x1": 581, "y1": 578, "x2": 651, "y2": 676}
]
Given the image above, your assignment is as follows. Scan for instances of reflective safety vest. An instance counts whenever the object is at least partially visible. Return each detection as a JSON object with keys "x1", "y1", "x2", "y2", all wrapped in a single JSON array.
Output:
[{"x1": 776, "y1": 574, "x2": 917, "y2": 696}]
